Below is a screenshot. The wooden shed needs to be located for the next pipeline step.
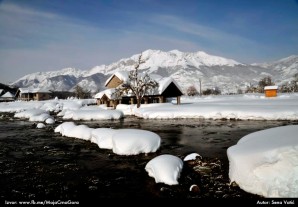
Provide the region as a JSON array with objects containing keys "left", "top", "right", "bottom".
[{"left": 264, "top": 86, "right": 278, "bottom": 97}]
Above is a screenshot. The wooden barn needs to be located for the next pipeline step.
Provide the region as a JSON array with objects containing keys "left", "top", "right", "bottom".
[
  {"left": 17, "top": 88, "right": 52, "bottom": 101},
  {"left": 95, "top": 71, "right": 183, "bottom": 107},
  {"left": 94, "top": 88, "right": 119, "bottom": 109},
  {"left": 264, "top": 86, "right": 278, "bottom": 97}
]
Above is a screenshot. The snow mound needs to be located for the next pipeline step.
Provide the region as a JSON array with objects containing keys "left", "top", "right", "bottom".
[
  {"left": 54, "top": 122, "right": 76, "bottom": 135},
  {"left": 55, "top": 122, "right": 161, "bottom": 155},
  {"left": 184, "top": 153, "right": 202, "bottom": 161},
  {"left": 45, "top": 117, "right": 55, "bottom": 124},
  {"left": 14, "top": 109, "right": 46, "bottom": 119},
  {"left": 36, "top": 123, "right": 46, "bottom": 129},
  {"left": 91, "top": 128, "right": 116, "bottom": 149},
  {"left": 14, "top": 109, "right": 54, "bottom": 122},
  {"left": 227, "top": 125, "right": 298, "bottom": 197},
  {"left": 112, "top": 129, "right": 161, "bottom": 155},
  {"left": 145, "top": 154, "right": 183, "bottom": 185}
]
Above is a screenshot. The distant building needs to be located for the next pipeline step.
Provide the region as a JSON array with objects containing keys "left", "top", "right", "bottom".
[
  {"left": 95, "top": 71, "right": 183, "bottom": 108},
  {"left": 0, "top": 91, "right": 15, "bottom": 102},
  {"left": 264, "top": 86, "right": 278, "bottom": 97},
  {"left": 17, "top": 88, "right": 52, "bottom": 101}
]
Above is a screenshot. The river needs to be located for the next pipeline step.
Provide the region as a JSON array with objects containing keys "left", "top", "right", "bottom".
[{"left": 0, "top": 115, "right": 295, "bottom": 203}]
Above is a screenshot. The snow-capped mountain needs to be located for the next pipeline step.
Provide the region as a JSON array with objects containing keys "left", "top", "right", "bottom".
[
  {"left": 253, "top": 55, "right": 298, "bottom": 84},
  {"left": 11, "top": 49, "right": 297, "bottom": 94}
]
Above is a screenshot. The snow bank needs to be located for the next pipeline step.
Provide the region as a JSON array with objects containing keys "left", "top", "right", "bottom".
[
  {"left": 227, "top": 125, "right": 298, "bottom": 197},
  {"left": 14, "top": 109, "right": 46, "bottom": 119},
  {"left": 14, "top": 109, "right": 53, "bottom": 122},
  {"left": 29, "top": 113, "right": 52, "bottom": 122},
  {"left": 145, "top": 154, "right": 183, "bottom": 185},
  {"left": 118, "top": 93, "right": 298, "bottom": 120},
  {"left": 62, "top": 109, "right": 123, "bottom": 120},
  {"left": 55, "top": 122, "right": 161, "bottom": 155},
  {"left": 1, "top": 93, "right": 298, "bottom": 121},
  {"left": 0, "top": 101, "right": 44, "bottom": 113}
]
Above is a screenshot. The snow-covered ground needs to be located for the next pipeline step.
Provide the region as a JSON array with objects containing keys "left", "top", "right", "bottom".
[
  {"left": 1, "top": 93, "right": 298, "bottom": 121},
  {"left": 0, "top": 98, "right": 96, "bottom": 113},
  {"left": 117, "top": 93, "right": 298, "bottom": 120},
  {"left": 227, "top": 125, "right": 298, "bottom": 197}
]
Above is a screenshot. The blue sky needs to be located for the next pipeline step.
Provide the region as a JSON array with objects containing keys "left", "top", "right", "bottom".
[{"left": 0, "top": 0, "right": 297, "bottom": 84}]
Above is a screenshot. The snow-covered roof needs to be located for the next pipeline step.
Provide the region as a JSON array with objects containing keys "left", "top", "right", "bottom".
[
  {"left": 104, "top": 71, "right": 183, "bottom": 96},
  {"left": 94, "top": 88, "right": 116, "bottom": 99},
  {"left": 19, "top": 87, "right": 51, "bottom": 93},
  {"left": 0, "top": 89, "right": 3, "bottom": 94},
  {"left": 104, "top": 71, "right": 129, "bottom": 86},
  {"left": 264, "top": 86, "right": 278, "bottom": 90},
  {"left": 1, "top": 91, "right": 14, "bottom": 98},
  {"left": 157, "top": 76, "right": 183, "bottom": 95}
]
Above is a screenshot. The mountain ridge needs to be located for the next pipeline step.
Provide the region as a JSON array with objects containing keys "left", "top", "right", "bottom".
[{"left": 11, "top": 49, "right": 298, "bottom": 94}]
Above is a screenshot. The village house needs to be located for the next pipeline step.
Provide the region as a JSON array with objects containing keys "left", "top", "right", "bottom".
[
  {"left": 0, "top": 91, "right": 15, "bottom": 102},
  {"left": 264, "top": 85, "right": 278, "bottom": 97},
  {"left": 17, "top": 87, "right": 52, "bottom": 101},
  {"left": 94, "top": 88, "right": 118, "bottom": 108},
  {"left": 95, "top": 71, "right": 183, "bottom": 108}
]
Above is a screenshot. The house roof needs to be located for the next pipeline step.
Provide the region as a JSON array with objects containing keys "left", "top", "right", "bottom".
[
  {"left": 264, "top": 86, "right": 278, "bottom": 90},
  {"left": 94, "top": 88, "right": 116, "bottom": 99},
  {"left": 102, "top": 71, "right": 183, "bottom": 98},
  {"left": 104, "top": 71, "right": 129, "bottom": 87},
  {"left": 0, "top": 89, "right": 3, "bottom": 94},
  {"left": 157, "top": 76, "right": 183, "bottom": 95},
  {"left": 1, "top": 91, "right": 14, "bottom": 98},
  {"left": 19, "top": 87, "right": 51, "bottom": 93}
]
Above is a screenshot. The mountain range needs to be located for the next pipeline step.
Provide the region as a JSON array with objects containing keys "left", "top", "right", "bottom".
[{"left": 11, "top": 49, "right": 298, "bottom": 94}]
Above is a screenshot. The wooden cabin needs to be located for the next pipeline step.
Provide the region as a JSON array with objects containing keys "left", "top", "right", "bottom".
[
  {"left": 264, "top": 86, "right": 278, "bottom": 97},
  {"left": 17, "top": 88, "right": 52, "bottom": 101},
  {"left": 94, "top": 88, "right": 119, "bottom": 109},
  {"left": 95, "top": 72, "right": 183, "bottom": 107},
  {"left": 0, "top": 91, "right": 15, "bottom": 102}
]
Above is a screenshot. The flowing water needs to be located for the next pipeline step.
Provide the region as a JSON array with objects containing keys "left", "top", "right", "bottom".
[{"left": 0, "top": 115, "right": 296, "bottom": 203}]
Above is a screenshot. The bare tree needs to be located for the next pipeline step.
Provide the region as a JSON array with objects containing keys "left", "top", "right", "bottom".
[
  {"left": 280, "top": 73, "right": 298, "bottom": 93},
  {"left": 187, "top": 85, "right": 198, "bottom": 96},
  {"left": 258, "top": 76, "right": 274, "bottom": 93},
  {"left": 113, "top": 53, "right": 159, "bottom": 108},
  {"left": 74, "top": 85, "right": 91, "bottom": 99}
]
